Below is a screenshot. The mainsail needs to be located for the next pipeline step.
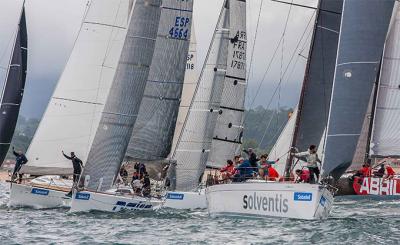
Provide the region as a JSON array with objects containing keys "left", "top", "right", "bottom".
[
  {"left": 207, "top": 0, "right": 247, "bottom": 169},
  {"left": 125, "top": 0, "right": 194, "bottom": 161},
  {"left": 83, "top": 0, "right": 162, "bottom": 191},
  {"left": 170, "top": 23, "right": 197, "bottom": 156},
  {"left": 0, "top": 4, "right": 27, "bottom": 165},
  {"left": 173, "top": 0, "right": 246, "bottom": 191},
  {"left": 370, "top": 5, "right": 400, "bottom": 158},
  {"left": 285, "top": 0, "right": 343, "bottom": 176},
  {"left": 23, "top": 0, "right": 133, "bottom": 175},
  {"left": 321, "top": 0, "right": 395, "bottom": 179}
]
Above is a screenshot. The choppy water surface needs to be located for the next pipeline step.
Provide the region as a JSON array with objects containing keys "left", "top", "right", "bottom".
[{"left": 0, "top": 182, "right": 399, "bottom": 245}]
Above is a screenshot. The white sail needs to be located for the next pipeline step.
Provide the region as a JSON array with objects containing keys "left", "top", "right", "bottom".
[
  {"left": 269, "top": 108, "right": 297, "bottom": 175},
  {"left": 22, "top": 0, "right": 132, "bottom": 175},
  {"left": 370, "top": 5, "right": 400, "bottom": 158},
  {"left": 170, "top": 23, "right": 198, "bottom": 156}
]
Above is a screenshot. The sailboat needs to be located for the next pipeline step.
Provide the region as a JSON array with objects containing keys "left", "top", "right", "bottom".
[
  {"left": 69, "top": 0, "right": 194, "bottom": 213},
  {"left": 351, "top": 3, "right": 400, "bottom": 196},
  {"left": 163, "top": 0, "right": 247, "bottom": 209},
  {"left": 0, "top": 1, "right": 28, "bottom": 166},
  {"left": 206, "top": 0, "right": 395, "bottom": 220},
  {"left": 9, "top": 0, "right": 140, "bottom": 209}
]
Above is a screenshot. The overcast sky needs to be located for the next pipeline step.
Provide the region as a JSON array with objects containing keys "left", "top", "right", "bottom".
[{"left": 0, "top": 0, "right": 317, "bottom": 119}]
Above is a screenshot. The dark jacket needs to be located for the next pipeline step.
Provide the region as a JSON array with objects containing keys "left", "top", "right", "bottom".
[
  {"left": 63, "top": 153, "right": 83, "bottom": 173},
  {"left": 13, "top": 150, "right": 28, "bottom": 166}
]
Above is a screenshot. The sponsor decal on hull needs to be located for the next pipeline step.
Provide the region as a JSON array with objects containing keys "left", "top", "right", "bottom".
[
  {"left": 75, "top": 193, "right": 90, "bottom": 200},
  {"left": 31, "top": 188, "right": 49, "bottom": 196},
  {"left": 166, "top": 193, "right": 184, "bottom": 200},
  {"left": 112, "top": 201, "right": 152, "bottom": 212},
  {"left": 242, "top": 192, "right": 289, "bottom": 214},
  {"left": 294, "top": 192, "right": 312, "bottom": 201},
  {"left": 353, "top": 177, "right": 400, "bottom": 195}
]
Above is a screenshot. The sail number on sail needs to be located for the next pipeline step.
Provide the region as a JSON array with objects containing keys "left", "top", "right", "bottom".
[
  {"left": 169, "top": 17, "right": 191, "bottom": 40},
  {"left": 231, "top": 31, "right": 246, "bottom": 70}
]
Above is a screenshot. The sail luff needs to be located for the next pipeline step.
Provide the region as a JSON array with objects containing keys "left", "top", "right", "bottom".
[
  {"left": 0, "top": 4, "right": 27, "bottom": 165},
  {"left": 321, "top": 0, "right": 395, "bottom": 179},
  {"left": 83, "top": 0, "right": 162, "bottom": 191},
  {"left": 125, "top": 0, "right": 194, "bottom": 161}
]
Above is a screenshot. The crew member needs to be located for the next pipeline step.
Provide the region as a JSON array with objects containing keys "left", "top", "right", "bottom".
[
  {"left": 62, "top": 151, "right": 83, "bottom": 197},
  {"left": 295, "top": 169, "right": 310, "bottom": 183},
  {"left": 292, "top": 145, "right": 321, "bottom": 184},
  {"left": 374, "top": 164, "right": 385, "bottom": 178},
  {"left": 386, "top": 164, "right": 396, "bottom": 179},
  {"left": 266, "top": 165, "right": 279, "bottom": 181},
  {"left": 220, "top": 160, "right": 235, "bottom": 181},
  {"left": 11, "top": 147, "right": 28, "bottom": 183}
]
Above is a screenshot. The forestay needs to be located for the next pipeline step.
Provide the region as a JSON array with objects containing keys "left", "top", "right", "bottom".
[
  {"left": 173, "top": 1, "right": 230, "bottom": 192},
  {"left": 207, "top": 0, "right": 247, "bottom": 169},
  {"left": 170, "top": 23, "right": 198, "bottom": 156},
  {"left": 83, "top": 0, "right": 162, "bottom": 191},
  {"left": 0, "top": 4, "right": 27, "bottom": 165},
  {"left": 322, "top": 0, "right": 395, "bottom": 179},
  {"left": 370, "top": 5, "right": 400, "bottom": 158},
  {"left": 23, "top": 0, "right": 133, "bottom": 175},
  {"left": 126, "top": 0, "right": 194, "bottom": 161}
]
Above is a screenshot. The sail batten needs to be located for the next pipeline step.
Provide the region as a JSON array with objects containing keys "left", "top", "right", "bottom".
[
  {"left": 0, "top": 4, "right": 27, "bottom": 165},
  {"left": 321, "top": 0, "right": 395, "bottom": 179}
]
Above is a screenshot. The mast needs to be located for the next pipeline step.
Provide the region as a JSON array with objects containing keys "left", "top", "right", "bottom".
[{"left": 0, "top": 2, "right": 27, "bottom": 165}]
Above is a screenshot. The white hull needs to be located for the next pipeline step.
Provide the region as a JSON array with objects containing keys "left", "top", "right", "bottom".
[
  {"left": 9, "top": 183, "right": 71, "bottom": 209},
  {"left": 69, "top": 190, "right": 163, "bottom": 213},
  {"left": 163, "top": 189, "right": 207, "bottom": 209},
  {"left": 206, "top": 182, "right": 334, "bottom": 220}
]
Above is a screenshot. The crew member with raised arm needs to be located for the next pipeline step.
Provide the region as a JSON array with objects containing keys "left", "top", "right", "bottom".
[
  {"left": 291, "top": 145, "right": 321, "bottom": 184},
  {"left": 11, "top": 147, "right": 28, "bottom": 183},
  {"left": 62, "top": 151, "right": 83, "bottom": 197}
]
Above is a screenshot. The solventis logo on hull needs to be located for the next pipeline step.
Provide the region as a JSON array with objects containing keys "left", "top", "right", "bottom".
[{"left": 243, "top": 192, "right": 289, "bottom": 213}]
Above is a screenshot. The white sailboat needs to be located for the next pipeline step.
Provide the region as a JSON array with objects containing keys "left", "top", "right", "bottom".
[
  {"left": 164, "top": 0, "right": 247, "bottom": 210},
  {"left": 9, "top": 0, "right": 137, "bottom": 208},
  {"left": 207, "top": 0, "right": 395, "bottom": 220},
  {"left": 69, "top": 0, "right": 194, "bottom": 213}
]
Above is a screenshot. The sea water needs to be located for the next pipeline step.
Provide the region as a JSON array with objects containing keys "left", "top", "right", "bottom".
[{"left": 0, "top": 182, "right": 399, "bottom": 244}]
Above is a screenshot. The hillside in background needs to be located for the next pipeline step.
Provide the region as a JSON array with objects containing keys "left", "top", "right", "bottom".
[{"left": 6, "top": 106, "right": 292, "bottom": 161}]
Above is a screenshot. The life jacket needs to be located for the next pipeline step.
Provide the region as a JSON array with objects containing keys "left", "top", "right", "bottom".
[
  {"left": 386, "top": 166, "right": 396, "bottom": 176},
  {"left": 220, "top": 165, "right": 235, "bottom": 175},
  {"left": 268, "top": 166, "right": 279, "bottom": 181}
]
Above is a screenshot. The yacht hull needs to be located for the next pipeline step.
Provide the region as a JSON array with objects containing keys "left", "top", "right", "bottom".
[
  {"left": 206, "top": 182, "right": 333, "bottom": 220},
  {"left": 69, "top": 190, "right": 163, "bottom": 213},
  {"left": 163, "top": 189, "right": 207, "bottom": 209}
]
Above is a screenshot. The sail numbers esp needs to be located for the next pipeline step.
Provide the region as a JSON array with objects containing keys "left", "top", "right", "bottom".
[
  {"left": 169, "top": 16, "right": 191, "bottom": 40},
  {"left": 230, "top": 30, "right": 246, "bottom": 70}
]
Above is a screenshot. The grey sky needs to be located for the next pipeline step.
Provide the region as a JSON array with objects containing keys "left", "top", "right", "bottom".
[{"left": 0, "top": 0, "right": 317, "bottom": 119}]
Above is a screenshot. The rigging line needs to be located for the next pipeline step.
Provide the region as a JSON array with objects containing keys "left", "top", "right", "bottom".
[
  {"left": 244, "top": 9, "right": 316, "bottom": 126},
  {"left": 254, "top": 17, "right": 315, "bottom": 149},
  {"left": 245, "top": 0, "right": 264, "bottom": 107},
  {"left": 258, "top": 109, "right": 277, "bottom": 148}
]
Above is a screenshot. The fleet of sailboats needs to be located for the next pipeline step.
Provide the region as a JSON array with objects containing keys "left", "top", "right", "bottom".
[{"left": 2, "top": 0, "right": 400, "bottom": 220}]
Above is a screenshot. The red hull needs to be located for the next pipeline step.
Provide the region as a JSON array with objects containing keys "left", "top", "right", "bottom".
[{"left": 353, "top": 177, "right": 400, "bottom": 195}]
